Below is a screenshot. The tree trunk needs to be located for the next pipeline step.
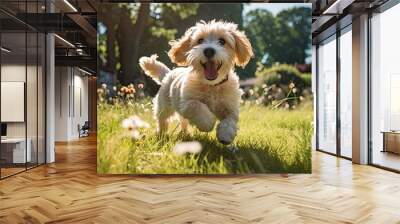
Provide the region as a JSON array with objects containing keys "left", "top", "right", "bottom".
[
  {"left": 99, "top": 5, "right": 120, "bottom": 83},
  {"left": 106, "top": 28, "right": 116, "bottom": 71},
  {"left": 117, "top": 3, "right": 150, "bottom": 85}
]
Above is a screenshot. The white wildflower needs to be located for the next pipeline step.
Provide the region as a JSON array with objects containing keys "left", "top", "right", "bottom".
[
  {"left": 249, "top": 89, "right": 254, "bottom": 96},
  {"left": 122, "top": 115, "right": 150, "bottom": 129},
  {"left": 284, "top": 103, "right": 290, "bottom": 109},
  {"left": 122, "top": 116, "right": 150, "bottom": 139},
  {"left": 173, "top": 141, "right": 202, "bottom": 155},
  {"left": 129, "top": 130, "right": 141, "bottom": 139}
]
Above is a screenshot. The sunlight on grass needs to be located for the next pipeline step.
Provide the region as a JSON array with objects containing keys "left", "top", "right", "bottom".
[{"left": 97, "top": 100, "right": 312, "bottom": 174}]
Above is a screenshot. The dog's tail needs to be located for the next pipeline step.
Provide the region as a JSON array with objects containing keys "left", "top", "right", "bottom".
[{"left": 139, "top": 54, "right": 170, "bottom": 84}]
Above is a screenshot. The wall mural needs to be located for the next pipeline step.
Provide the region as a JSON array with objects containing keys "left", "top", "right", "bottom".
[{"left": 97, "top": 3, "right": 313, "bottom": 174}]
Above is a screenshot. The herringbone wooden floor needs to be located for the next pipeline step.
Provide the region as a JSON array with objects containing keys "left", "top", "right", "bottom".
[{"left": 1, "top": 135, "right": 400, "bottom": 224}]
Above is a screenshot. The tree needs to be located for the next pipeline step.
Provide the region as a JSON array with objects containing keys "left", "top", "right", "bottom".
[
  {"left": 98, "top": 5, "right": 119, "bottom": 77},
  {"left": 116, "top": 3, "right": 150, "bottom": 85},
  {"left": 274, "top": 7, "right": 312, "bottom": 64},
  {"left": 244, "top": 9, "right": 276, "bottom": 78},
  {"left": 98, "top": 3, "right": 198, "bottom": 86},
  {"left": 243, "top": 7, "right": 312, "bottom": 78}
]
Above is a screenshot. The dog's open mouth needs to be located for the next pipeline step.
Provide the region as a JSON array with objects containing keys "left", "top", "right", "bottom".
[{"left": 201, "top": 61, "right": 222, "bottom": 81}]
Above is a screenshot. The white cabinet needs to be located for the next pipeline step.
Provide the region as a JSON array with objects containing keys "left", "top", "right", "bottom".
[{"left": 1, "top": 138, "right": 32, "bottom": 163}]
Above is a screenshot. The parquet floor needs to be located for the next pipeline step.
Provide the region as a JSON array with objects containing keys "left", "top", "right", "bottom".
[{"left": 1, "top": 135, "right": 400, "bottom": 223}]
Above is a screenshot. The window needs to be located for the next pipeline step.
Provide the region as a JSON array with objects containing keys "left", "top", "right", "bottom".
[
  {"left": 339, "top": 26, "right": 352, "bottom": 158},
  {"left": 0, "top": 1, "right": 46, "bottom": 179},
  {"left": 370, "top": 3, "right": 400, "bottom": 171},
  {"left": 317, "top": 35, "right": 337, "bottom": 154}
]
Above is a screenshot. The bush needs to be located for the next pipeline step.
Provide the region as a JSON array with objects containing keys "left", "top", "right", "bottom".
[
  {"left": 256, "top": 64, "right": 309, "bottom": 90},
  {"left": 241, "top": 64, "right": 312, "bottom": 109},
  {"left": 300, "top": 73, "right": 312, "bottom": 87}
]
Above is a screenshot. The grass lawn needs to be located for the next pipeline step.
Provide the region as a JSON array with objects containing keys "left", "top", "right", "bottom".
[{"left": 97, "top": 100, "right": 312, "bottom": 174}]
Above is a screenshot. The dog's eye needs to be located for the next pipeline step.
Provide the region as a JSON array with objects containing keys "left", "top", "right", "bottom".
[
  {"left": 218, "top": 38, "right": 225, "bottom": 45},
  {"left": 197, "top": 38, "right": 204, "bottom": 44}
]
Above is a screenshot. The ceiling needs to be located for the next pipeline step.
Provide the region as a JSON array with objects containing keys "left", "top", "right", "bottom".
[
  {"left": 0, "top": 0, "right": 98, "bottom": 74},
  {"left": 310, "top": 0, "right": 389, "bottom": 41}
]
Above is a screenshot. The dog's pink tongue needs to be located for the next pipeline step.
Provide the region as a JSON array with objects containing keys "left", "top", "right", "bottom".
[{"left": 204, "top": 61, "right": 218, "bottom": 80}]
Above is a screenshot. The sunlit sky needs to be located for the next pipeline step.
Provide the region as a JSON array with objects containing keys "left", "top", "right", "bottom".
[{"left": 243, "top": 3, "right": 311, "bottom": 16}]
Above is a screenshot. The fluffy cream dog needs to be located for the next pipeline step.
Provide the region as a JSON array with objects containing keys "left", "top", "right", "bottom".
[{"left": 139, "top": 20, "right": 253, "bottom": 144}]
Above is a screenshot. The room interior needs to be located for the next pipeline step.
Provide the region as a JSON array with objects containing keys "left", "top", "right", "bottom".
[
  {"left": 0, "top": 0, "right": 97, "bottom": 179},
  {"left": 313, "top": 0, "right": 400, "bottom": 172}
]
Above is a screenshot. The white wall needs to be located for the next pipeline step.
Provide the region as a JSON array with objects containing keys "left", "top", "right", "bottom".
[
  {"left": 55, "top": 67, "right": 89, "bottom": 141},
  {"left": 71, "top": 72, "right": 89, "bottom": 138},
  {"left": 55, "top": 67, "right": 69, "bottom": 141}
]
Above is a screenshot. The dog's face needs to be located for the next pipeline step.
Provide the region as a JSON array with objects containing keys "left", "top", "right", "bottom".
[{"left": 168, "top": 20, "right": 253, "bottom": 85}]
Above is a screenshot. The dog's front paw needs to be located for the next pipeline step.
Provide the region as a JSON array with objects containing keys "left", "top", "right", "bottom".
[
  {"left": 195, "top": 115, "right": 216, "bottom": 132},
  {"left": 216, "top": 119, "right": 237, "bottom": 145}
]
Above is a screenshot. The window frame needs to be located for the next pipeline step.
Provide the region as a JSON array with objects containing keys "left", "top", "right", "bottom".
[{"left": 315, "top": 18, "right": 353, "bottom": 160}]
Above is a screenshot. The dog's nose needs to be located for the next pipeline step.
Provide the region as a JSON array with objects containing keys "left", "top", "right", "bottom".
[{"left": 203, "top": 48, "right": 216, "bottom": 58}]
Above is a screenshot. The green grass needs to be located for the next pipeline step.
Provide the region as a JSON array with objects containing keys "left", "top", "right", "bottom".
[{"left": 97, "top": 100, "right": 312, "bottom": 174}]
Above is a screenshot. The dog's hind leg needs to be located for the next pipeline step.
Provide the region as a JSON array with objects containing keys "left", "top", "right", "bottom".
[
  {"left": 153, "top": 95, "right": 174, "bottom": 134},
  {"left": 156, "top": 109, "right": 173, "bottom": 133},
  {"left": 179, "top": 116, "right": 189, "bottom": 134}
]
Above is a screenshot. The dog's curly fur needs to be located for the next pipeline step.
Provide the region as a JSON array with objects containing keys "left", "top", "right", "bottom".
[{"left": 139, "top": 20, "right": 253, "bottom": 144}]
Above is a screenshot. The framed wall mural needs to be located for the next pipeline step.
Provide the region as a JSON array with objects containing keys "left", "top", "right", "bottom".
[{"left": 97, "top": 3, "right": 312, "bottom": 174}]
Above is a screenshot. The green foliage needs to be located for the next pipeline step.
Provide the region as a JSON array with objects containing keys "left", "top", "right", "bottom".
[
  {"left": 150, "top": 27, "right": 177, "bottom": 39},
  {"left": 243, "top": 7, "right": 312, "bottom": 79},
  {"left": 164, "top": 3, "right": 199, "bottom": 19},
  {"left": 256, "top": 64, "right": 307, "bottom": 89},
  {"left": 97, "top": 100, "right": 312, "bottom": 174},
  {"left": 300, "top": 73, "right": 312, "bottom": 87}
]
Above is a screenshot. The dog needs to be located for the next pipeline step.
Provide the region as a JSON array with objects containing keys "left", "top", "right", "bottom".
[{"left": 139, "top": 20, "right": 253, "bottom": 144}]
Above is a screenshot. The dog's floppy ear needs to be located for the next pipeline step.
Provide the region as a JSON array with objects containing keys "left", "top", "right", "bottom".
[
  {"left": 231, "top": 29, "right": 254, "bottom": 68},
  {"left": 168, "top": 27, "right": 195, "bottom": 66}
]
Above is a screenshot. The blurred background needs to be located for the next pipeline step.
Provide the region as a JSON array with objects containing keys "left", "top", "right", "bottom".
[{"left": 98, "top": 3, "right": 312, "bottom": 108}]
